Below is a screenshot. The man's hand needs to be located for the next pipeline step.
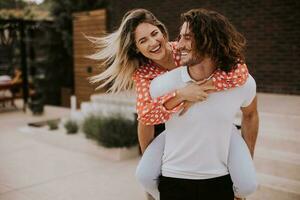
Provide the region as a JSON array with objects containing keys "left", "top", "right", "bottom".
[{"left": 138, "top": 122, "right": 155, "bottom": 154}]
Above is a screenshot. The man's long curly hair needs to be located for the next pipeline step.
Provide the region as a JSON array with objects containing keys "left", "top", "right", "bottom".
[{"left": 181, "top": 8, "right": 246, "bottom": 72}]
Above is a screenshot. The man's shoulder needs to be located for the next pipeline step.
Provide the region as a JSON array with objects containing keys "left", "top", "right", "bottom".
[
  {"left": 220, "top": 74, "right": 256, "bottom": 99},
  {"left": 152, "top": 66, "right": 184, "bottom": 83},
  {"left": 241, "top": 74, "right": 256, "bottom": 90},
  {"left": 239, "top": 74, "right": 257, "bottom": 107}
]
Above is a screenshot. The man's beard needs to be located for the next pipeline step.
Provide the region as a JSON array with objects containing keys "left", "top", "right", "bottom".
[{"left": 182, "top": 52, "right": 203, "bottom": 67}]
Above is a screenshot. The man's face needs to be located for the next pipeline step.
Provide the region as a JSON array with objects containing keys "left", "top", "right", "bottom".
[{"left": 178, "top": 22, "right": 202, "bottom": 66}]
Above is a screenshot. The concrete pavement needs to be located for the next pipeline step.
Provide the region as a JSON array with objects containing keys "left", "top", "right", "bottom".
[
  {"left": 0, "top": 93, "right": 300, "bottom": 200},
  {"left": 0, "top": 103, "right": 146, "bottom": 200}
]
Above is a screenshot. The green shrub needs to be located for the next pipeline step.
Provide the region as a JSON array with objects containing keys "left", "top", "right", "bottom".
[
  {"left": 98, "top": 115, "right": 138, "bottom": 148},
  {"left": 82, "top": 114, "right": 138, "bottom": 148},
  {"left": 82, "top": 115, "right": 102, "bottom": 139},
  {"left": 64, "top": 120, "right": 78, "bottom": 134},
  {"left": 47, "top": 120, "right": 59, "bottom": 130}
]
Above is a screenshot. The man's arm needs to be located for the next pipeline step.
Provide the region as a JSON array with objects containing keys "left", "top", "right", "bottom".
[
  {"left": 138, "top": 122, "right": 155, "bottom": 154},
  {"left": 240, "top": 96, "right": 259, "bottom": 158}
]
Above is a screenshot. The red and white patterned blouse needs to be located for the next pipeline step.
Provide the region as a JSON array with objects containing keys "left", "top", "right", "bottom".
[{"left": 132, "top": 42, "right": 249, "bottom": 125}]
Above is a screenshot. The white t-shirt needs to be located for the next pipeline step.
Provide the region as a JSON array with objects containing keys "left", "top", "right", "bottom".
[{"left": 150, "top": 66, "right": 256, "bottom": 180}]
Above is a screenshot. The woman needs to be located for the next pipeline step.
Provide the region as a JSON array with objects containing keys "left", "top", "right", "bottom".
[{"left": 89, "top": 8, "right": 256, "bottom": 199}]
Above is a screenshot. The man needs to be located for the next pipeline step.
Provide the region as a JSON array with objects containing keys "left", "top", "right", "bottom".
[{"left": 155, "top": 9, "right": 259, "bottom": 200}]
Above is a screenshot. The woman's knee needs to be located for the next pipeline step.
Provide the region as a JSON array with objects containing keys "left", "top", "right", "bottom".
[
  {"left": 135, "top": 165, "right": 157, "bottom": 188},
  {"left": 235, "top": 179, "right": 258, "bottom": 197}
]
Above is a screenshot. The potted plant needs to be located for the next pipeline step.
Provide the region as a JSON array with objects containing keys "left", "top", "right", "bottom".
[
  {"left": 64, "top": 119, "right": 78, "bottom": 134},
  {"left": 47, "top": 120, "right": 59, "bottom": 130}
]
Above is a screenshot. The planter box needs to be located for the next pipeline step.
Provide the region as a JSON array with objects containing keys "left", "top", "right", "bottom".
[{"left": 97, "top": 145, "right": 140, "bottom": 161}]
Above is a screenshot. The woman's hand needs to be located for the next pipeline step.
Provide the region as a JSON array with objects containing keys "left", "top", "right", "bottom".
[
  {"left": 176, "top": 80, "right": 216, "bottom": 102},
  {"left": 177, "top": 80, "right": 216, "bottom": 116},
  {"left": 179, "top": 101, "right": 195, "bottom": 116},
  {"left": 198, "top": 79, "right": 217, "bottom": 94}
]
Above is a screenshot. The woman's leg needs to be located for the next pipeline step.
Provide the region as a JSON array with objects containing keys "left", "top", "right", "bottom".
[
  {"left": 228, "top": 125, "right": 258, "bottom": 198},
  {"left": 135, "top": 131, "right": 166, "bottom": 200}
]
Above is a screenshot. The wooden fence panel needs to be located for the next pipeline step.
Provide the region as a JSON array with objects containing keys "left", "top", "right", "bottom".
[{"left": 73, "top": 9, "right": 106, "bottom": 106}]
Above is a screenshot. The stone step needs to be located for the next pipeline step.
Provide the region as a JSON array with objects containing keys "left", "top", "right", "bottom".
[
  {"left": 259, "top": 112, "right": 300, "bottom": 133},
  {"left": 89, "top": 92, "right": 136, "bottom": 120},
  {"left": 256, "top": 131, "right": 300, "bottom": 154},
  {"left": 258, "top": 129, "right": 299, "bottom": 143},
  {"left": 248, "top": 173, "right": 300, "bottom": 200},
  {"left": 81, "top": 101, "right": 136, "bottom": 115},
  {"left": 254, "top": 147, "right": 300, "bottom": 181},
  {"left": 234, "top": 112, "right": 300, "bottom": 137},
  {"left": 257, "top": 93, "right": 300, "bottom": 116}
]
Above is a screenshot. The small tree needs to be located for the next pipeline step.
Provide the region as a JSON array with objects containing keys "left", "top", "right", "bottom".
[{"left": 0, "top": 0, "right": 27, "bottom": 9}]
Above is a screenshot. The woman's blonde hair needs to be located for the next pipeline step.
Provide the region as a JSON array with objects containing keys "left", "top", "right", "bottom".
[{"left": 87, "top": 8, "right": 168, "bottom": 93}]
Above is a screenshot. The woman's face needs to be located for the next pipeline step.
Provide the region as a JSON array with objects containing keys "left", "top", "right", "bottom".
[{"left": 134, "top": 22, "right": 168, "bottom": 61}]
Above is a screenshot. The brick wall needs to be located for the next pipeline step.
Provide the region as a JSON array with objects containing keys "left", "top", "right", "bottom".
[{"left": 106, "top": 0, "right": 300, "bottom": 95}]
